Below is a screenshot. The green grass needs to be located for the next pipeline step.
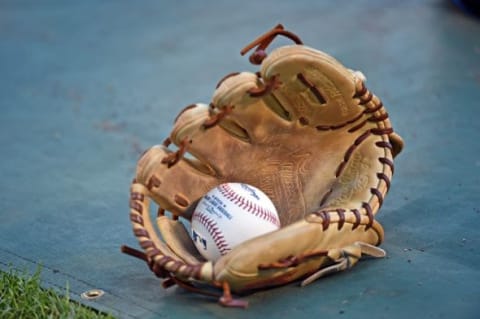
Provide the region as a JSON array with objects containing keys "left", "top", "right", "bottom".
[{"left": 0, "top": 266, "right": 114, "bottom": 319}]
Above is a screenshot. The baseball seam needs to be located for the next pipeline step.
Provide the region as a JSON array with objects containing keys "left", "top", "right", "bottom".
[
  {"left": 193, "top": 211, "right": 231, "bottom": 256},
  {"left": 218, "top": 184, "right": 280, "bottom": 227}
]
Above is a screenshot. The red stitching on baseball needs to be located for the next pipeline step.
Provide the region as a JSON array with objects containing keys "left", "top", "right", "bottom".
[
  {"left": 218, "top": 184, "right": 280, "bottom": 227},
  {"left": 193, "top": 211, "right": 232, "bottom": 256}
]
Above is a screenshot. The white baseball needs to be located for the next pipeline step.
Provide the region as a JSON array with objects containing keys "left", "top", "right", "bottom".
[{"left": 191, "top": 183, "right": 281, "bottom": 262}]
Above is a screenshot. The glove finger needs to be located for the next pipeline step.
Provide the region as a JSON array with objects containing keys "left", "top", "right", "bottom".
[
  {"left": 135, "top": 144, "right": 219, "bottom": 218},
  {"left": 260, "top": 45, "right": 364, "bottom": 128},
  {"left": 169, "top": 103, "right": 257, "bottom": 175},
  {"left": 212, "top": 72, "right": 297, "bottom": 141}
]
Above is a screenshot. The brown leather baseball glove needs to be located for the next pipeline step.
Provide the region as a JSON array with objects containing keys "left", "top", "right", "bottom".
[{"left": 122, "top": 24, "right": 404, "bottom": 307}]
